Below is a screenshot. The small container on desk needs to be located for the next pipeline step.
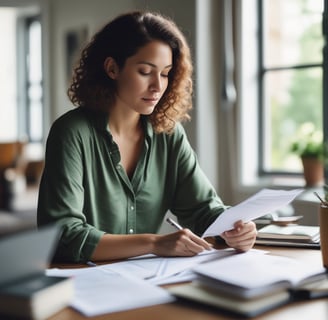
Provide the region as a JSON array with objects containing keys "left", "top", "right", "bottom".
[{"left": 319, "top": 205, "right": 328, "bottom": 268}]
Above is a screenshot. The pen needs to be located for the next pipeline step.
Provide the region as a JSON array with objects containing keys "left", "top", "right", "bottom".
[
  {"left": 166, "top": 217, "right": 213, "bottom": 251},
  {"left": 314, "top": 191, "right": 328, "bottom": 206},
  {"left": 166, "top": 217, "right": 183, "bottom": 230}
]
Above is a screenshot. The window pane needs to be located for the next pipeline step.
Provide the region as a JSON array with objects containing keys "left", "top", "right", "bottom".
[
  {"left": 263, "top": 0, "right": 323, "bottom": 67},
  {"left": 263, "top": 67, "right": 322, "bottom": 172},
  {"left": 28, "top": 20, "right": 42, "bottom": 83},
  {"left": 28, "top": 83, "right": 43, "bottom": 141},
  {"left": 27, "top": 18, "right": 43, "bottom": 142}
]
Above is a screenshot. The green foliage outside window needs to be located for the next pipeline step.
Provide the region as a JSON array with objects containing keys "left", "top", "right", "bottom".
[{"left": 266, "top": 0, "right": 323, "bottom": 173}]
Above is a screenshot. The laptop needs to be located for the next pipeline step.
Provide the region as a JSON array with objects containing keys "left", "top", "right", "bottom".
[{"left": 0, "top": 224, "right": 61, "bottom": 287}]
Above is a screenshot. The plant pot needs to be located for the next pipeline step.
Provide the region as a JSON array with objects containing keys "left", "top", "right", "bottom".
[{"left": 301, "top": 157, "right": 324, "bottom": 187}]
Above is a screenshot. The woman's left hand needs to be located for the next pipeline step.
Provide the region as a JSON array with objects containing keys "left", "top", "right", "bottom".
[{"left": 220, "top": 220, "right": 257, "bottom": 252}]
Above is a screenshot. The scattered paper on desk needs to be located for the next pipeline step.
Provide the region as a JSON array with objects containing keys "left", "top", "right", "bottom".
[
  {"left": 46, "top": 266, "right": 93, "bottom": 277},
  {"left": 65, "top": 268, "right": 174, "bottom": 316},
  {"left": 143, "top": 249, "right": 237, "bottom": 285},
  {"left": 46, "top": 248, "right": 268, "bottom": 316},
  {"left": 47, "top": 248, "right": 246, "bottom": 285},
  {"left": 47, "top": 248, "right": 267, "bottom": 288},
  {"left": 202, "top": 188, "right": 303, "bottom": 238}
]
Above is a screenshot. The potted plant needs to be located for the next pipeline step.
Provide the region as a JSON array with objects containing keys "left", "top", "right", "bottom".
[{"left": 290, "top": 122, "right": 324, "bottom": 187}]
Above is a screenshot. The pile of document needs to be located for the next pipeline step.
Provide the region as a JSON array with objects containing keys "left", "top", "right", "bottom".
[
  {"left": 169, "top": 251, "right": 328, "bottom": 317},
  {"left": 256, "top": 224, "right": 320, "bottom": 248},
  {"left": 46, "top": 188, "right": 310, "bottom": 317},
  {"left": 46, "top": 248, "right": 236, "bottom": 316},
  {"left": 47, "top": 248, "right": 328, "bottom": 317}
]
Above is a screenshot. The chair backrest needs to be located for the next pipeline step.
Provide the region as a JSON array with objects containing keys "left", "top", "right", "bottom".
[{"left": 0, "top": 142, "right": 25, "bottom": 172}]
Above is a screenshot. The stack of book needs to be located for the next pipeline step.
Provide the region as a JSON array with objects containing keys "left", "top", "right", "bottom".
[
  {"left": 256, "top": 225, "right": 320, "bottom": 248},
  {"left": 0, "top": 275, "right": 73, "bottom": 320},
  {"left": 0, "top": 225, "right": 74, "bottom": 319},
  {"left": 168, "top": 251, "right": 328, "bottom": 317}
]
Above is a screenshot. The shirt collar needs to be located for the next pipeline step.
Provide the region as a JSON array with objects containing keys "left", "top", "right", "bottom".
[{"left": 81, "top": 106, "right": 154, "bottom": 139}]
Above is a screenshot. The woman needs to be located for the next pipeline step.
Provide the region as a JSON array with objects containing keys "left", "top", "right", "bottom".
[{"left": 37, "top": 11, "right": 256, "bottom": 262}]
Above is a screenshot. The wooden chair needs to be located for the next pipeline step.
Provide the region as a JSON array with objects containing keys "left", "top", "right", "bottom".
[{"left": 0, "top": 141, "right": 27, "bottom": 209}]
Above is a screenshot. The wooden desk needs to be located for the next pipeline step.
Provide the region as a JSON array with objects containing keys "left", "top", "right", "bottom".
[{"left": 48, "top": 246, "right": 328, "bottom": 320}]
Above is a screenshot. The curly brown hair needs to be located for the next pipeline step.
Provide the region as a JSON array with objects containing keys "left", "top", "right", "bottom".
[{"left": 67, "top": 11, "right": 193, "bottom": 134}]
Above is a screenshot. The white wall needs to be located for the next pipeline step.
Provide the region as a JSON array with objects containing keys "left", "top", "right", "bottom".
[
  {"left": 46, "top": 0, "right": 137, "bottom": 124},
  {"left": 195, "top": 0, "right": 223, "bottom": 195}
]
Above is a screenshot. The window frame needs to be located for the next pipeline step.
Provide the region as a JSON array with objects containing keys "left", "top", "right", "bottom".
[
  {"left": 323, "top": 0, "right": 328, "bottom": 183},
  {"left": 18, "top": 14, "right": 43, "bottom": 143}
]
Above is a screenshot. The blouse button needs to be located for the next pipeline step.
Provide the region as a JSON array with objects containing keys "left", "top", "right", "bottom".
[{"left": 128, "top": 228, "right": 134, "bottom": 234}]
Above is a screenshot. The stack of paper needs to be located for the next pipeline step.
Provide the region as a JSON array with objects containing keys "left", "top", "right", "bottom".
[
  {"left": 169, "top": 251, "right": 328, "bottom": 317},
  {"left": 46, "top": 249, "right": 240, "bottom": 316},
  {"left": 256, "top": 225, "right": 320, "bottom": 248}
]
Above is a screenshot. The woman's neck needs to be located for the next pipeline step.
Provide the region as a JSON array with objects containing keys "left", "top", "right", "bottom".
[{"left": 108, "top": 108, "right": 141, "bottom": 137}]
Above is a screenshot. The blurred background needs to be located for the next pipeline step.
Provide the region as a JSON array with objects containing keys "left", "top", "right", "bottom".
[{"left": 0, "top": 0, "right": 326, "bottom": 234}]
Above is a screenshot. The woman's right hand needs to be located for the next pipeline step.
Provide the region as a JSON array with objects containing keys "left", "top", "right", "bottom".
[
  {"left": 152, "top": 229, "right": 213, "bottom": 257},
  {"left": 91, "top": 230, "right": 212, "bottom": 261}
]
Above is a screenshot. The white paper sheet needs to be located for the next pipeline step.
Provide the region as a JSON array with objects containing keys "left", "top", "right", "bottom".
[
  {"left": 202, "top": 188, "right": 303, "bottom": 238},
  {"left": 46, "top": 248, "right": 240, "bottom": 285},
  {"left": 69, "top": 268, "right": 175, "bottom": 317}
]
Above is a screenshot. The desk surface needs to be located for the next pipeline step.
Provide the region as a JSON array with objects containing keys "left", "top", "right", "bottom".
[{"left": 48, "top": 246, "right": 328, "bottom": 320}]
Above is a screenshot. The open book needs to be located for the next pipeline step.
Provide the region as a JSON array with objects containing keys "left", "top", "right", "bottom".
[
  {"left": 256, "top": 225, "right": 320, "bottom": 248},
  {"left": 168, "top": 251, "right": 328, "bottom": 317}
]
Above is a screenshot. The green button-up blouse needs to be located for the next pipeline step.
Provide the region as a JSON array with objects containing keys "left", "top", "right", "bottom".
[{"left": 37, "top": 107, "right": 227, "bottom": 262}]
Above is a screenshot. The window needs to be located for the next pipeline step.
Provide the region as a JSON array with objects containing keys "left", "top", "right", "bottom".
[
  {"left": 259, "top": 0, "right": 324, "bottom": 175},
  {"left": 0, "top": 7, "right": 43, "bottom": 144},
  {"left": 238, "top": 0, "right": 324, "bottom": 186}
]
